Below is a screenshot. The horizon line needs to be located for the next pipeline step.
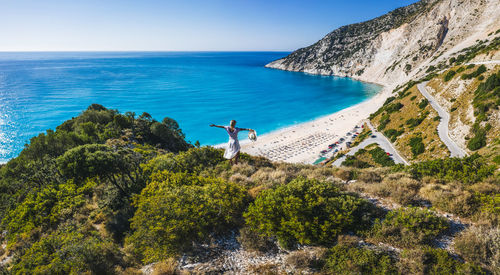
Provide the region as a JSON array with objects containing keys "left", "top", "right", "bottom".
[{"left": 0, "top": 50, "right": 293, "bottom": 53}]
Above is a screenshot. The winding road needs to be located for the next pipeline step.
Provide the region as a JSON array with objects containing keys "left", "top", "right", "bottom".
[
  {"left": 332, "top": 121, "right": 409, "bottom": 167},
  {"left": 417, "top": 81, "right": 467, "bottom": 158}
]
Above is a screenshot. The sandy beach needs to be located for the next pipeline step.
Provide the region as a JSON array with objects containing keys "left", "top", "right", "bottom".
[{"left": 239, "top": 85, "right": 394, "bottom": 164}]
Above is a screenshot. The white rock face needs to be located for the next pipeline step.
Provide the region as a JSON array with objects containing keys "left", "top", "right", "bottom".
[{"left": 266, "top": 0, "right": 500, "bottom": 87}]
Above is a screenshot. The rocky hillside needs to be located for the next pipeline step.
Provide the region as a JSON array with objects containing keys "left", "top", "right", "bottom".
[{"left": 266, "top": 0, "right": 500, "bottom": 86}]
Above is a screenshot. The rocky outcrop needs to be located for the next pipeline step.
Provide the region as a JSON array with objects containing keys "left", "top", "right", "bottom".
[{"left": 266, "top": 0, "right": 500, "bottom": 86}]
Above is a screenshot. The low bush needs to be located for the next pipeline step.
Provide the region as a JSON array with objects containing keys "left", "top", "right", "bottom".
[
  {"left": 323, "top": 244, "right": 397, "bottom": 275},
  {"left": 11, "top": 225, "right": 124, "bottom": 274},
  {"left": 473, "top": 70, "right": 500, "bottom": 122},
  {"left": 418, "top": 99, "right": 429, "bottom": 109},
  {"left": 477, "top": 193, "right": 500, "bottom": 226},
  {"left": 141, "top": 146, "right": 224, "bottom": 176},
  {"left": 462, "top": 64, "right": 487, "bottom": 80},
  {"left": 409, "top": 136, "right": 425, "bottom": 157},
  {"left": 443, "top": 70, "right": 456, "bottom": 82},
  {"left": 378, "top": 113, "right": 391, "bottom": 131},
  {"left": 3, "top": 179, "right": 96, "bottom": 244},
  {"left": 405, "top": 116, "right": 425, "bottom": 128},
  {"left": 369, "top": 147, "right": 395, "bottom": 167},
  {"left": 126, "top": 172, "right": 248, "bottom": 263},
  {"left": 371, "top": 207, "right": 449, "bottom": 247},
  {"left": 342, "top": 155, "right": 372, "bottom": 168},
  {"left": 404, "top": 154, "right": 495, "bottom": 184},
  {"left": 426, "top": 66, "right": 436, "bottom": 73},
  {"left": 386, "top": 102, "right": 404, "bottom": 113},
  {"left": 244, "top": 177, "right": 380, "bottom": 249},
  {"left": 384, "top": 128, "right": 404, "bottom": 142},
  {"left": 467, "top": 123, "right": 487, "bottom": 151}
]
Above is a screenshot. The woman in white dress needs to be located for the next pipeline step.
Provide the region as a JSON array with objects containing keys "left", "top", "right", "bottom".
[{"left": 210, "top": 120, "right": 255, "bottom": 165}]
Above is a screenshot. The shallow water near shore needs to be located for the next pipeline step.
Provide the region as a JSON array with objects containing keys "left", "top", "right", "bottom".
[{"left": 0, "top": 52, "right": 380, "bottom": 163}]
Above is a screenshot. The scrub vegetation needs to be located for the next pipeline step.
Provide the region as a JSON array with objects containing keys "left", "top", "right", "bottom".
[{"left": 0, "top": 104, "right": 496, "bottom": 274}]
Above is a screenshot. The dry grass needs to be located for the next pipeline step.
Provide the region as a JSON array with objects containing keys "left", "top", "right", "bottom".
[
  {"left": 348, "top": 171, "right": 421, "bottom": 205},
  {"left": 229, "top": 173, "right": 253, "bottom": 187},
  {"left": 117, "top": 267, "right": 143, "bottom": 275},
  {"left": 454, "top": 226, "right": 500, "bottom": 274},
  {"left": 231, "top": 162, "right": 256, "bottom": 177},
  {"left": 284, "top": 247, "right": 327, "bottom": 271},
  {"left": 247, "top": 263, "right": 284, "bottom": 275},
  {"left": 152, "top": 258, "right": 180, "bottom": 275},
  {"left": 419, "top": 182, "right": 479, "bottom": 217},
  {"left": 356, "top": 168, "right": 384, "bottom": 183},
  {"left": 250, "top": 167, "right": 290, "bottom": 187},
  {"left": 238, "top": 227, "right": 278, "bottom": 254}
]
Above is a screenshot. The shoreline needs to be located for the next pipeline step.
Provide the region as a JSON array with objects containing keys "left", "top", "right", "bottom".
[{"left": 238, "top": 84, "right": 394, "bottom": 164}]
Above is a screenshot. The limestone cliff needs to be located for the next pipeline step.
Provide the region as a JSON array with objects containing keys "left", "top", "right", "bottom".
[{"left": 266, "top": 0, "right": 500, "bottom": 86}]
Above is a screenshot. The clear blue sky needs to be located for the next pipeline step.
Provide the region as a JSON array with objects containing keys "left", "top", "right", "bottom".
[{"left": 0, "top": 0, "right": 419, "bottom": 51}]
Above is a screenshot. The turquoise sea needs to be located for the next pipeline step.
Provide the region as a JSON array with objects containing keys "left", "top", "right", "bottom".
[{"left": 0, "top": 52, "right": 380, "bottom": 163}]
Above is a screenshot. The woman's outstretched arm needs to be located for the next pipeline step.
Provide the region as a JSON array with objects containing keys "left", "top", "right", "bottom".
[
  {"left": 209, "top": 124, "right": 225, "bottom": 129},
  {"left": 239, "top": 127, "right": 255, "bottom": 132}
]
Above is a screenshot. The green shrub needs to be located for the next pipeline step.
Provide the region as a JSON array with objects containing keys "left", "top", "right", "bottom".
[
  {"left": 323, "top": 244, "right": 397, "bottom": 274},
  {"left": 384, "top": 128, "right": 404, "bottom": 142},
  {"left": 404, "top": 154, "right": 495, "bottom": 184},
  {"left": 3, "top": 180, "right": 96, "bottom": 244},
  {"left": 371, "top": 207, "right": 449, "bottom": 247},
  {"left": 426, "top": 66, "right": 436, "bottom": 73},
  {"left": 473, "top": 71, "right": 500, "bottom": 122},
  {"left": 467, "top": 123, "right": 487, "bottom": 151},
  {"left": 462, "top": 64, "right": 487, "bottom": 80},
  {"left": 378, "top": 113, "right": 391, "bottom": 131},
  {"left": 244, "top": 177, "right": 380, "bottom": 249},
  {"left": 342, "top": 155, "right": 372, "bottom": 168},
  {"left": 405, "top": 113, "right": 427, "bottom": 128},
  {"left": 418, "top": 99, "right": 429, "bottom": 109},
  {"left": 141, "top": 146, "right": 224, "bottom": 176},
  {"left": 386, "top": 102, "right": 404, "bottom": 113},
  {"left": 409, "top": 136, "right": 425, "bottom": 157},
  {"left": 444, "top": 70, "right": 456, "bottom": 82},
  {"left": 369, "top": 147, "right": 395, "bottom": 167},
  {"left": 11, "top": 225, "right": 123, "bottom": 274},
  {"left": 126, "top": 172, "right": 248, "bottom": 263}
]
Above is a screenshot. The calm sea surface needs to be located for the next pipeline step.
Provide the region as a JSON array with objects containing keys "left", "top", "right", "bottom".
[{"left": 0, "top": 52, "right": 380, "bottom": 163}]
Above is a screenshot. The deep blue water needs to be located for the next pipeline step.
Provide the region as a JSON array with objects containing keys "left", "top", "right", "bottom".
[{"left": 0, "top": 52, "right": 380, "bottom": 163}]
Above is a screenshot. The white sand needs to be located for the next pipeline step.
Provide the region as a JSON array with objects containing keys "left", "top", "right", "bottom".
[{"left": 239, "top": 85, "right": 394, "bottom": 164}]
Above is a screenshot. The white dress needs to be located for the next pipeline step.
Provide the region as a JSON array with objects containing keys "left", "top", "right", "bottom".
[{"left": 223, "top": 126, "right": 241, "bottom": 159}]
